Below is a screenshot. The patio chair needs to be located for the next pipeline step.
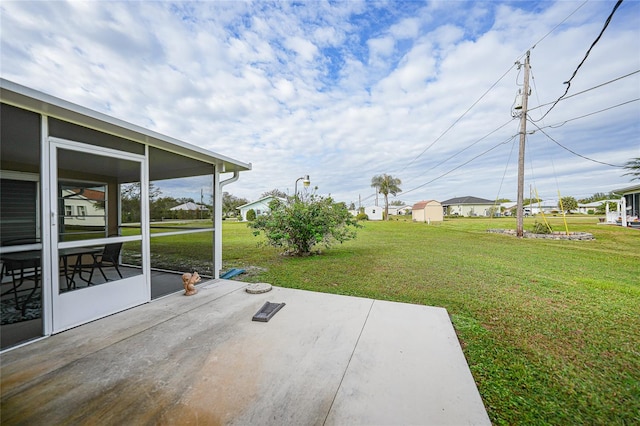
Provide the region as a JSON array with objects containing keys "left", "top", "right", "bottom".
[
  {"left": 1, "top": 253, "right": 41, "bottom": 315},
  {"left": 88, "top": 240, "right": 123, "bottom": 283}
]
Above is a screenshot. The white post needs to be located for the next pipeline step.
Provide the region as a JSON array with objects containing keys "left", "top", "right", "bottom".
[
  {"left": 213, "top": 169, "right": 222, "bottom": 279},
  {"left": 216, "top": 170, "right": 240, "bottom": 279},
  {"left": 621, "top": 196, "right": 627, "bottom": 227}
]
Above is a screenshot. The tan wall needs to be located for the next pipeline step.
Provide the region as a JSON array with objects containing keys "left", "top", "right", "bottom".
[
  {"left": 424, "top": 205, "right": 444, "bottom": 222},
  {"left": 412, "top": 203, "right": 443, "bottom": 222}
]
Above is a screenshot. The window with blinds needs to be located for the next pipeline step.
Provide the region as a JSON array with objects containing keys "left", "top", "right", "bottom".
[{"left": 0, "top": 178, "right": 39, "bottom": 246}]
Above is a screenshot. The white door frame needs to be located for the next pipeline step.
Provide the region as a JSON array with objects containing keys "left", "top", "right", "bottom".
[{"left": 48, "top": 137, "right": 149, "bottom": 333}]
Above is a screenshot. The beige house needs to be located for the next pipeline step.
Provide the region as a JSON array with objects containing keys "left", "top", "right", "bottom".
[{"left": 411, "top": 200, "right": 443, "bottom": 223}]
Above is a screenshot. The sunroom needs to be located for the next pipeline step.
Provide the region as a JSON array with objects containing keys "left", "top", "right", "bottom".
[{"left": 0, "top": 79, "right": 251, "bottom": 350}]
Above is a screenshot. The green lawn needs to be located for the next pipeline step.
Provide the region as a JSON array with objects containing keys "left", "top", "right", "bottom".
[{"left": 222, "top": 217, "right": 639, "bottom": 425}]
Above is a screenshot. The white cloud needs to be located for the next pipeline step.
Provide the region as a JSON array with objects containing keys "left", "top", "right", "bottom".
[
  {"left": 389, "top": 17, "right": 421, "bottom": 39},
  {"left": 1, "top": 0, "right": 638, "bottom": 205},
  {"left": 283, "top": 36, "right": 319, "bottom": 62}
]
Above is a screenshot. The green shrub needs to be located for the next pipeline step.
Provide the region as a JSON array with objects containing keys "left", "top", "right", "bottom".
[
  {"left": 249, "top": 194, "right": 361, "bottom": 256},
  {"left": 356, "top": 212, "right": 369, "bottom": 221},
  {"left": 532, "top": 220, "right": 552, "bottom": 234},
  {"left": 246, "top": 209, "right": 256, "bottom": 221}
]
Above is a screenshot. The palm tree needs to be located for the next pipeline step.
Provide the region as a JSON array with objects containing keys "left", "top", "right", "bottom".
[
  {"left": 622, "top": 157, "right": 640, "bottom": 181},
  {"left": 371, "top": 174, "right": 402, "bottom": 220}
]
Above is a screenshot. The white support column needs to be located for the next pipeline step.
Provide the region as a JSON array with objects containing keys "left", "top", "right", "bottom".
[
  {"left": 142, "top": 145, "right": 151, "bottom": 299},
  {"left": 41, "top": 115, "right": 53, "bottom": 336},
  {"left": 213, "top": 168, "right": 222, "bottom": 279},
  {"left": 215, "top": 170, "right": 240, "bottom": 279}
]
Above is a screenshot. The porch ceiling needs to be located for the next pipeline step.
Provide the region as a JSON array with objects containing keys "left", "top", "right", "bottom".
[{"left": 0, "top": 79, "right": 251, "bottom": 174}]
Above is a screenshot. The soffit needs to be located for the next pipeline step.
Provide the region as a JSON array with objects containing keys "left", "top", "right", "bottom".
[{"left": 0, "top": 79, "right": 251, "bottom": 173}]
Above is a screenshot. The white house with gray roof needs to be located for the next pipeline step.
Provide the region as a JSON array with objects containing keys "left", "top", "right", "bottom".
[{"left": 441, "top": 196, "right": 496, "bottom": 217}]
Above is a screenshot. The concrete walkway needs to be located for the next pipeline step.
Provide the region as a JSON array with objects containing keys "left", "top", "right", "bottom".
[{"left": 1, "top": 280, "right": 490, "bottom": 425}]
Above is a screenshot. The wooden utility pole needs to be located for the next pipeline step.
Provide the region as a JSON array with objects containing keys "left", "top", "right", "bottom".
[{"left": 516, "top": 51, "right": 531, "bottom": 237}]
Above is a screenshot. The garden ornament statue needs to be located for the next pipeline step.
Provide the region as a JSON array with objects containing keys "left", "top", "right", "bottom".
[{"left": 182, "top": 271, "right": 201, "bottom": 296}]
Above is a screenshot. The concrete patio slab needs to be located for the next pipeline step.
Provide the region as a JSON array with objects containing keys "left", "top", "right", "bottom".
[
  {"left": 325, "top": 300, "right": 490, "bottom": 425},
  {"left": 1, "top": 280, "right": 490, "bottom": 425}
]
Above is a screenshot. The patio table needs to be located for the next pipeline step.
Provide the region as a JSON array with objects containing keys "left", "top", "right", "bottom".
[{"left": 59, "top": 247, "right": 104, "bottom": 290}]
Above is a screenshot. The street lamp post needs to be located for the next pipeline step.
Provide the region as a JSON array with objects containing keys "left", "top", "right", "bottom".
[{"left": 295, "top": 175, "right": 310, "bottom": 199}]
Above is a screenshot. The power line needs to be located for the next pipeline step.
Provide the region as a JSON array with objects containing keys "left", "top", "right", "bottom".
[
  {"left": 530, "top": 0, "right": 589, "bottom": 50},
  {"left": 533, "top": 0, "right": 625, "bottom": 122},
  {"left": 528, "top": 119, "right": 625, "bottom": 168},
  {"left": 402, "top": 133, "right": 519, "bottom": 196},
  {"left": 402, "top": 117, "right": 518, "bottom": 184},
  {"left": 396, "top": 2, "right": 627, "bottom": 178},
  {"left": 542, "top": 98, "right": 639, "bottom": 129},
  {"left": 389, "top": 2, "right": 627, "bottom": 179},
  {"left": 398, "top": 63, "right": 517, "bottom": 173},
  {"left": 357, "top": 1, "right": 632, "bottom": 201},
  {"left": 493, "top": 137, "right": 519, "bottom": 204},
  {"left": 527, "top": 69, "right": 640, "bottom": 114}
]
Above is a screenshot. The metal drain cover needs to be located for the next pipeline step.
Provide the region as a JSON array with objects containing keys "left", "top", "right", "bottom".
[{"left": 252, "top": 302, "right": 286, "bottom": 322}]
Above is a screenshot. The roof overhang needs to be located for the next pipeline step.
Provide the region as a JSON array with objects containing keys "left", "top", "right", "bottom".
[
  {"left": 612, "top": 184, "right": 640, "bottom": 195},
  {"left": 0, "top": 79, "right": 251, "bottom": 173}
]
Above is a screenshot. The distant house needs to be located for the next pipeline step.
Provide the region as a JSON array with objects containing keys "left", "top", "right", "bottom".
[
  {"left": 170, "top": 202, "right": 209, "bottom": 212},
  {"left": 441, "top": 196, "right": 496, "bottom": 217},
  {"left": 411, "top": 200, "right": 443, "bottom": 223},
  {"left": 528, "top": 200, "right": 559, "bottom": 215},
  {"left": 237, "top": 196, "right": 284, "bottom": 221},
  {"left": 364, "top": 205, "right": 383, "bottom": 221},
  {"left": 500, "top": 202, "right": 517, "bottom": 216},
  {"left": 62, "top": 187, "right": 106, "bottom": 228},
  {"left": 612, "top": 184, "right": 640, "bottom": 226},
  {"left": 577, "top": 200, "right": 617, "bottom": 215},
  {"left": 388, "top": 205, "right": 411, "bottom": 216}
]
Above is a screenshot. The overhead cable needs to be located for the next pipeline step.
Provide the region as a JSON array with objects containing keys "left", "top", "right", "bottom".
[
  {"left": 527, "top": 69, "right": 640, "bottom": 113},
  {"left": 543, "top": 98, "right": 639, "bottom": 129},
  {"left": 402, "top": 117, "right": 518, "bottom": 184},
  {"left": 528, "top": 119, "right": 625, "bottom": 168},
  {"left": 530, "top": 0, "right": 589, "bottom": 50},
  {"left": 402, "top": 133, "right": 519, "bottom": 196},
  {"left": 398, "top": 63, "right": 517, "bottom": 173},
  {"left": 533, "top": 0, "right": 625, "bottom": 122}
]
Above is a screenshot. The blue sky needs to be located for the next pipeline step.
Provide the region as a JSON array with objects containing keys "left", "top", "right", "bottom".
[{"left": 2, "top": 0, "right": 639, "bottom": 206}]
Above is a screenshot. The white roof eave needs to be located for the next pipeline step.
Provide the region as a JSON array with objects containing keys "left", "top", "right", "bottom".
[{"left": 0, "top": 79, "right": 251, "bottom": 173}]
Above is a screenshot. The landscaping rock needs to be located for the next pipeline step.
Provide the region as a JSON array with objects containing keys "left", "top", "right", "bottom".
[{"left": 487, "top": 229, "right": 595, "bottom": 240}]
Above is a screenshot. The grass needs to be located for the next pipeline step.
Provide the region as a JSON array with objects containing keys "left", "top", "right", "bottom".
[{"left": 221, "top": 216, "right": 639, "bottom": 425}]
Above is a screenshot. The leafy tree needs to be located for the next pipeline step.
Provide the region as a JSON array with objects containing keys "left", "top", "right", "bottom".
[
  {"left": 150, "top": 196, "right": 178, "bottom": 220},
  {"left": 622, "top": 157, "right": 640, "bottom": 181},
  {"left": 579, "top": 192, "right": 610, "bottom": 203},
  {"left": 596, "top": 201, "right": 618, "bottom": 214},
  {"left": 175, "top": 197, "right": 195, "bottom": 204},
  {"left": 371, "top": 174, "right": 402, "bottom": 221},
  {"left": 222, "top": 192, "right": 248, "bottom": 217},
  {"left": 246, "top": 209, "right": 257, "bottom": 221},
  {"left": 390, "top": 200, "right": 405, "bottom": 206},
  {"left": 249, "top": 193, "right": 360, "bottom": 256},
  {"left": 348, "top": 202, "right": 356, "bottom": 210},
  {"left": 121, "top": 183, "right": 142, "bottom": 223},
  {"left": 560, "top": 196, "right": 578, "bottom": 213},
  {"left": 260, "top": 189, "right": 287, "bottom": 199}
]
